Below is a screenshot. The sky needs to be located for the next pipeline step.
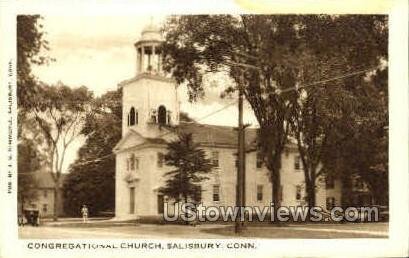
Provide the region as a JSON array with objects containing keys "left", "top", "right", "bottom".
[{"left": 32, "top": 15, "right": 259, "bottom": 172}]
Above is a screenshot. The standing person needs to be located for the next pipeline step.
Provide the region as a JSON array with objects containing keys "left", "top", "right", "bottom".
[
  {"left": 18, "top": 214, "right": 24, "bottom": 226},
  {"left": 81, "top": 205, "right": 89, "bottom": 223},
  {"left": 29, "top": 210, "right": 35, "bottom": 226}
]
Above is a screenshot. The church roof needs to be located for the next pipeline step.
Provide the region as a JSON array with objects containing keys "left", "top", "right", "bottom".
[
  {"left": 118, "top": 73, "right": 175, "bottom": 88},
  {"left": 142, "top": 23, "right": 160, "bottom": 34},
  {"left": 114, "top": 122, "right": 298, "bottom": 152},
  {"left": 136, "top": 22, "right": 163, "bottom": 43},
  {"left": 175, "top": 122, "right": 258, "bottom": 148}
]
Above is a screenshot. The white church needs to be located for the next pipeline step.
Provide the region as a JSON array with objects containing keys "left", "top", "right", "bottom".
[{"left": 113, "top": 24, "right": 342, "bottom": 220}]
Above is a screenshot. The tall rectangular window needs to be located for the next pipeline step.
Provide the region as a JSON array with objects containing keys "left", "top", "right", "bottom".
[
  {"left": 295, "top": 185, "right": 302, "bottom": 200},
  {"left": 294, "top": 155, "right": 301, "bottom": 170},
  {"left": 211, "top": 151, "right": 219, "bottom": 167},
  {"left": 129, "top": 154, "right": 135, "bottom": 170},
  {"left": 128, "top": 154, "right": 139, "bottom": 171},
  {"left": 256, "top": 152, "right": 263, "bottom": 168},
  {"left": 42, "top": 204, "right": 48, "bottom": 213},
  {"left": 257, "top": 185, "right": 263, "bottom": 201},
  {"left": 157, "top": 152, "right": 164, "bottom": 168},
  {"left": 43, "top": 190, "right": 47, "bottom": 198},
  {"left": 129, "top": 187, "right": 135, "bottom": 214},
  {"left": 213, "top": 185, "right": 220, "bottom": 202}
]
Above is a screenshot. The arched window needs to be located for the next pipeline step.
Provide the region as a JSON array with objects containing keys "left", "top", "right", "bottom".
[
  {"left": 129, "top": 107, "right": 136, "bottom": 126},
  {"left": 158, "top": 105, "right": 167, "bottom": 125}
]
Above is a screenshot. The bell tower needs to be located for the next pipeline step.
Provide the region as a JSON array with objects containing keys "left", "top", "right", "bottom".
[
  {"left": 135, "top": 23, "right": 163, "bottom": 75},
  {"left": 119, "top": 22, "right": 180, "bottom": 138}
]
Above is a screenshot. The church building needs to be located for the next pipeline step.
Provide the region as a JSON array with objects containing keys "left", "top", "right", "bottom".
[{"left": 113, "top": 24, "right": 341, "bottom": 220}]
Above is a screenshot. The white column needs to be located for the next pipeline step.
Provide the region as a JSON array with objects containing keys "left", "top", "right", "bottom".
[
  {"left": 141, "top": 45, "right": 145, "bottom": 73},
  {"left": 151, "top": 45, "right": 155, "bottom": 73},
  {"left": 157, "top": 45, "right": 161, "bottom": 73}
]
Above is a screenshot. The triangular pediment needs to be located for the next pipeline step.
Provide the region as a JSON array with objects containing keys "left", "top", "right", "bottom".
[
  {"left": 113, "top": 129, "right": 148, "bottom": 152},
  {"left": 113, "top": 127, "right": 179, "bottom": 153}
]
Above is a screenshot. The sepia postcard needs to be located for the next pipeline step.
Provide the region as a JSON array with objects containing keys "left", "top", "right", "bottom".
[{"left": 0, "top": 0, "right": 408, "bottom": 257}]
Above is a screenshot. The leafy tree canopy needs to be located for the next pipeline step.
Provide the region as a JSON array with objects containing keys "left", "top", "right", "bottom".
[
  {"left": 161, "top": 15, "right": 388, "bottom": 207},
  {"left": 63, "top": 89, "right": 122, "bottom": 216},
  {"left": 17, "top": 15, "right": 52, "bottom": 108}
]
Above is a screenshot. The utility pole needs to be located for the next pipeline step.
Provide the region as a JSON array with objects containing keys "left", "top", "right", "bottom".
[{"left": 235, "top": 79, "right": 246, "bottom": 233}]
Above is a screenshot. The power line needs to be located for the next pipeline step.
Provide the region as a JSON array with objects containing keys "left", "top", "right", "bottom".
[
  {"left": 71, "top": 153, "right": 114, "bottom": 167},
  {"left": 195, "top": 101, "right": 237, "bottom": 122},
  {"left": 70, "top": 100, "right": 238, "bottom": 168},
  {"left": 35, "top": 65, "right": 382, "bottom": 103},
  {"left": 35, "top": 64, "right": 382, "bottom": 168},
  {"left": 276, "top": 65, "right": 381, "bottom": 95}
]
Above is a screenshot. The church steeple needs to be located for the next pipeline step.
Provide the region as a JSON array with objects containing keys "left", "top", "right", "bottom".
[
  {"left": 134, "top": 22, "right": 163, "bottom": 75},
  {"left": 119, "top": 21, "right": 179, "bottom": 138}
]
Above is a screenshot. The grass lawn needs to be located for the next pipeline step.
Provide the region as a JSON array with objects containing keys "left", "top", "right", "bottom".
[{"left": 37, "top": 217, "right": 388, "bottom": 239}]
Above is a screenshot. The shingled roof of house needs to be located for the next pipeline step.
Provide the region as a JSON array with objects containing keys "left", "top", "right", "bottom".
[{"left": 32, "top": 172, "right": 67, "bottom": 188}]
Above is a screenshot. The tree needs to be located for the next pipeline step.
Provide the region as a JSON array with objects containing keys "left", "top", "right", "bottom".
[
  {"left": 161, "top": 15, "right": 300, "bottom": 212},
  {"left": 321, "top": 67, "right": 388, "bottom": 206},
  {"left": 289, "top": 15, "right": 388, "bottom": 209},
  {"left": 17, "top": 15, "right": 51, "bottom": 212},
  {"left": 17, "top": 15, "right": 52, "bottom": 109},
  {"left": 159, "top": 133, "right": 214, "bottom": 219},
  {"left": 63, "top": 89, "right": 122, "bottom": 217},
  {"left": 32, "top": 82, "right": 93, "bottom": 220},
  {"left": 288, "top": 57, "right": 365, "bottom": 210},
  {"left": 161, "top": 15, "right": 388, "bottom": 215}
]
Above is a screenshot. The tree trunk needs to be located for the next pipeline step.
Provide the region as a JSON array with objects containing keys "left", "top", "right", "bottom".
[
  {"left": 272, "top": 170, "right": 281, "bottom": 223},
  {"left": 269, "top": 157, "right": 282, "bottom": 224},
  {"left": 184, "top": 194, "right": 188, "bottom": 225},
  {"left": 53, "top": 177, "right": 60, "bottom": 221},
  {"left": 307, "top": 183, "right": 316, "bottom": 207},
  {"left": 306, "top": 165, "right": 317, "bottom": 215}
]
